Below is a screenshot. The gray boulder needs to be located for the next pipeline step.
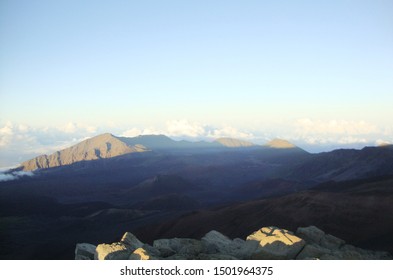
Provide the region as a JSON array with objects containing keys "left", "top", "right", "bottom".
[
  {"left": 153, "top": 238, "right": 202, "bottom": 258},
  {"left": 296, "top": 244, "right": 331, "bottom": 260},
  {"left": 75, "top": 243, "right": 96, "bottom": 260},
  {"left": 201, "top": 230, "right": 233, "bottom": 254},
  {"left": 339, "top": 244, "right": 391, "bottom": 260},
  {"left": 201, "top": 230, "right": 245, "bottom": 258},
  {"left": 121, "top": 232, "right": 144, "bottom": 251},
  {"left": 296, "top": 226, "right": 345, "bottom": 250},
  {"left": 296, "top": 226, "right": 326, "bottom": 244},
  {"left": 142, "top": 244, "right": 161, "bottom": 257},
  {"left": 320, "top": 234, "right": 345, "bottom": 250}
]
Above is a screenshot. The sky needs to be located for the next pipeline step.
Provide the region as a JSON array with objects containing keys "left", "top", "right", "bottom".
[{"left": 0, "top": 0, "right": 392, "bottom": 167}]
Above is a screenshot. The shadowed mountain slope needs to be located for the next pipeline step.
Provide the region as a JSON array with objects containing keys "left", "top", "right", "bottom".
[
  {"left": 124, "top": 175, "right": 197, "bottom": 201},
  {"left": 134, "top": 176, "right": 393, "bottom": 254},
  {"left": 289, "top": 145, "right": 393, "bottom": 183}
]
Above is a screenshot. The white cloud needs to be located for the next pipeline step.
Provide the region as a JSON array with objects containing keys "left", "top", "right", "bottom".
[
  {"left": 121, "top": 127, "right": 162, "bottom": 137},
  {"left": 376, "top": 139, "right": 391, "bottom": 146},
  {"left": 207, "top": 126, "right": 254, "bottom": 139},
  {"left": 0, "top": 122, "right": 14, "bottom": 147},
  {"left": 337, "top": 136, "right": 367, "bottom": 144},
  {"left": 0, "top": 170, "right": 34, "bottom": 182},
  {"left": 295, "top": 118, "right": 378, "bottom": 136},
  {"left": 121, "top": 119, "right": 254, "bottom": 140},
  {"left": 17, "top": 124, "right": 29, "bottom": 133},
  {"left": 292, "top": 118, "right": 382, "bottom": 146},
  {"left": 0, "top": 121, "right": 100, "bottom": 167},
  {"left": 121, "top": 128, "right": 142, "bottom": 137},
  {"left": 0, "top": 173, "right": 16, "bottom": 182},
  {"left": 85, "top": 125, "right": 97, "bottom": 134},
  {"left": 383, "top": 126, "right": 393, "bottom": 136},
  {"left": 60, "top": 122, "right": 97, "bottom": 134},
  {"left": 165, "top": 119, "right": 205, "bottom": 137},
  {"left": 61, "top": 122, "right": 77, "bottom": 133}
]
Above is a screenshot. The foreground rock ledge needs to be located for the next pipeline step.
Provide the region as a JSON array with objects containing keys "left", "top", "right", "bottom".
[{"left": 75, "top": 226, "right": 392, "bottom": 260}]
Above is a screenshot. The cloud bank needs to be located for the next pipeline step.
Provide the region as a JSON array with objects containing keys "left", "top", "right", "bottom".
[
  {"left": 121, "top": 119, "right": 254, "bottom": 140},
  {"left": 292, "top": 118, "right": 389, "bottom": 146},
  {"left": 0, "top": 118, "right": 391, "bottom": 167}
]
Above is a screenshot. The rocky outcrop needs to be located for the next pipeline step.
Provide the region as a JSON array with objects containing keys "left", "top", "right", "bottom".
[
  {"left": 75, "top": 225, "right": 392, "bottom": 260},
  {"left": 94, "top": 232, "right": 144, "bottom": 260},
  {"left": 295, "top": 226, "right": 390, "bottom": 260}
]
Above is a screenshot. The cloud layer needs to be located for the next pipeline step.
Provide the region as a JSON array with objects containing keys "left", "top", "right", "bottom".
[
  {"left": 0, "top": 118, "right": 391, "bottom": 167},
  {"left": 0, "top": 121, "right": 100, "bottom": 167},
  {"left": 292, "top": 118, "right": 389, "bottom": 146},
  {"left": 121, "top": 119, "right": 254, "bottom": 140}
]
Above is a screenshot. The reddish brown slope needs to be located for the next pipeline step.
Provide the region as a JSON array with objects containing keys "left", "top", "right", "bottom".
[{"left": 135, "top": 188, "right": 393, "bottom": 253}]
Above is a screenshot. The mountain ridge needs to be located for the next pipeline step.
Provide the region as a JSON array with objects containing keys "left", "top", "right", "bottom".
[
  {"left": 20, "top": 133, "right": 148, "bottom": 171},
  {"left": 19, "top": 133, "right": 300, "bottom": 171},
  {"left": 20, "top": 132, "right": 388, "bottom": 173}
]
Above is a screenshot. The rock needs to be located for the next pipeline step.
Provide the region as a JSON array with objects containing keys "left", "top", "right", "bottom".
[
  {"left": 95, "top": 242, "right": 131, "bottom": 260},
  {"left": 296, "top": 226, "right": 345, "bottom": 250},
  {"left": 201, "top": 230, "right": 245, "bottom": 258},
  {"left": 78, "top": 225, "right": 392, "bottom": 260},
  {"left": 296, "top": 244, "right": 331, "bottom": 260},
  {"left": 296, "top": 226, "right": 325, "bottom": 244},
  {"left": 129, "top": 248, "right": 158, "bottom": 260},
  {"left": 339, "top": 245, "right": 392, "bottom": 260},
  {"left": 121, "top": 232, "right": 144, "bottom": 251},
  {"left": 178, "top": 243, "right": 203, "bottom": 256},
  {"left": 246, "top": 226, "right": 305, "bottom": 260},
  {"left": 142, "top": 244, "right": 161, "bottom": 257},
  {"left": 153, "top": 238, "right": 202, "bottom": 257},
  {"left": 297, "top": 242, "right": 392, "bottom": 260},
  {"left": 336, "top": 249, "right": 363, "bottom": 260},
  {"left": 75, "top": 243, "right": 96, "bottom": 260},
  {"left": 201, "top": 230, "right": 233, "bottom": 254},
  {"left": 153, "top": 239, "right": 176, "bottom": 257},
  {"left": 320, "top": 234, "right": 345, "bottom": 250}
]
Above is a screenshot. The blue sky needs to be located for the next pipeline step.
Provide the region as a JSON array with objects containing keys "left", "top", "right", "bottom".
[{"left": 0, "top": 0, "right": 392, "bottom": 166}]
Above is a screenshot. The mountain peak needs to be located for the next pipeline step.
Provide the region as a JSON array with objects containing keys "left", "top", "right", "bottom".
[
  {"left": 20, "top": 133, "right": 148, "bottom": 171},
  {"left": 215, "top": 137, "right": 256, "bottom": 148},
  {"left": 265, "top": 138, "right": 296, "bottom": 149}
]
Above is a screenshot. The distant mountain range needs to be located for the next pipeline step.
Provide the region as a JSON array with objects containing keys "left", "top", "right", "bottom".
[{"left": 19, "top": 133, "right": 302, "bottom": 171}]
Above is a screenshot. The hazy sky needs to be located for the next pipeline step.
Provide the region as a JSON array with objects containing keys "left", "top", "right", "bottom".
[{"left": 0, "top": 0, "right": 392, "bottom": 166}]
